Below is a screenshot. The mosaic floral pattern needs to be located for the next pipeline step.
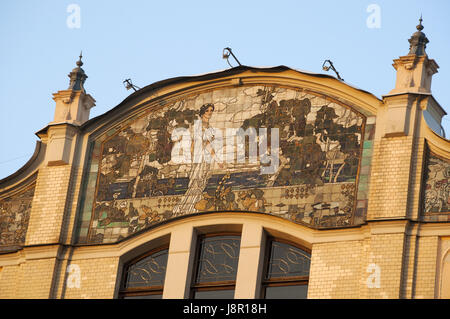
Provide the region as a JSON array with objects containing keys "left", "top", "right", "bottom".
[
  {"left": 0, "top": 185, "right": 35, "bottom": 248},
  {"left": 423, "top": 152, "right": 450, "bottom": 221},
  {"left": 77, "top": 86, "right": 375, "bottom": 243}
]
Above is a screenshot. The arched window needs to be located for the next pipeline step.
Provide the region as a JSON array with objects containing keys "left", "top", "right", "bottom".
[
  {"left": 119, "top": 246, "right": 169, "bottom": 299},
  {"left": 262, "top": 238, "right": 311, "bottom": 299},
  {"left": 190, "top": 234, "right": 241, "bottom": 299}
]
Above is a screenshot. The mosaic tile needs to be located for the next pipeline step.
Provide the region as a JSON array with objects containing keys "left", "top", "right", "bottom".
[
  {"left": 77, "top": 85, "right": 376, "bottom": 243},
  {"left": 0, "top": 185, "right": 35, "bottom": 247},
  {"left": 361, "top": 158, "right": 372, "bottom": 167},
  {"left": 79, "top": 228, "right": 88, "bottom": 237},
  {"left": 90, "top": 163, "right": 98, "bottom": 173},
  {"left": 362, "top": 148, "right": 373, "bottom": 157},
  {"left": 423, "top": 152, "right": 450, "bottom": 217},
  {"left": 360, "top": 166, "right": 370, "bottom": 176},
  {"left": 357, "top": 190, "right": 367, "bottom": 199},
  {"left": 363, "top": 140, "right": 373, "bottom": 149},
  {"left": 357, "top": 200, "right": 367, "bottom": 208}
]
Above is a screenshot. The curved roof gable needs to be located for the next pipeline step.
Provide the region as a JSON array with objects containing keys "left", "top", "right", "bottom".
[{"left": 80, "top": 65, "right": 383, "bottom": 134}]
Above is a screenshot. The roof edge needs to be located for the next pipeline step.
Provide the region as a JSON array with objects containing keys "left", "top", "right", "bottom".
[{"left": 81, "top": 65, "right": 382, "bottom": 131}]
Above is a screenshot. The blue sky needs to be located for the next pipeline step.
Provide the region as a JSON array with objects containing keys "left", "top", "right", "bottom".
[{"left": 1, "top": 0, "right": 449, "bottom": 179}]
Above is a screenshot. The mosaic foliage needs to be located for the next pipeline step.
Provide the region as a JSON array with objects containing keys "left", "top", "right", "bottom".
[
  {"left": 423, "top": 152, "right": 450, "bottom": 220},
  {"left": 0, "top": 185, "right": 35, "bottom": 248},
  {"left": 78, "top": 86, "right": 375, "bottom": 243}
]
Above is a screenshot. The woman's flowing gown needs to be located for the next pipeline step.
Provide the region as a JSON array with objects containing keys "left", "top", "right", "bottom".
[{"left": 172, "top": 121, "right": 215, "bottom": 216}]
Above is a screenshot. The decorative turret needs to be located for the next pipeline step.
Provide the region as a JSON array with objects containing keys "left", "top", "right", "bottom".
[
  {"left": 39, "top": 53, "right": 96, "bottom": 166},
  {"left": 388, "top": 17, "right": 439, "bottom": 96},
  {"left": 67, "top": 52, "right": 88, "bottom": 92},
  {"left": 50, "top": 53, "right": 96, "bottom": 126},
  {"left": 407, "top": 16, "right": 429, "bottom": 56},
  {"left": 381, "top": 17, "right": 445, "bottom": 139}
]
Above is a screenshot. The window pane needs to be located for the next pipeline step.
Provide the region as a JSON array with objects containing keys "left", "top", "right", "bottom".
[
  {"left": 264, "top": 285, "right": 308, "bottom": 299},
  {"left": 124, "top": 249, "right": 168, "bottom": 288},
  {"left": 194, "top": 289, "right": 235, "bottom": 299},
  {"left": 195, "top": 236, "right": 241, "bottom": 284},
  {"left": 266, "top": 242, "right": 310, "bottom": 279}
]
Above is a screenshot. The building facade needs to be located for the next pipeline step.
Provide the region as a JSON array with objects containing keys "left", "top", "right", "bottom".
[{"left": 0, "top": 21, "right": 449, "bottom": 299}]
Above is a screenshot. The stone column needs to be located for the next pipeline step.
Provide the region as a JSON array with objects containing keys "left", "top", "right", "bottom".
[
  {"left": 234, "top": 222, "right": 265, "bottom": 298},
  {"left": 163, "top": 225, "right": 197, "bottom": 298}
]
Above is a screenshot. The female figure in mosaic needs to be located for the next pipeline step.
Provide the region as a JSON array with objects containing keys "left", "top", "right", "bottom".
[{"left": 172, "top": 103, "right": 220, "bottom": 216}]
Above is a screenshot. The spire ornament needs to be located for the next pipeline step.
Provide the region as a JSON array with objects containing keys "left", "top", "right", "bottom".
[
  {"left": 416, "top": 15, "right": 424, "bottom": 31},
  {"left": 68, "top": 51, "right": 88, "bottom": 92},
  {"left": 408, "top": 16, "right": 429, "bottom": 56},
  {"left": 76, "top": 51, "right": 83, "bottom": 67}
]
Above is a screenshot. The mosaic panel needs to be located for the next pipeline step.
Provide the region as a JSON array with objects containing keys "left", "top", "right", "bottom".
[
  {"left": 0, "top": 185, "right": 35, "bottom": 248},
  {"left": 423, "top": 152, "right": 450, "bottom": 221},
  {"left": 77, "top": 85, "right": 375, "bottom": 243}
]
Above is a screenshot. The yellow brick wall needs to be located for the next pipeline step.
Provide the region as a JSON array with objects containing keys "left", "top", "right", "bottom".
[
  {"left": 15, "top": 258, "right": 57, "bottom": 299},
  {"left": 413, "top": 236, "right": 439, "bottom": 298},
  {"left": 0, "top": 262, "right": 56, "bottom": 299},
  {"left": 58, "top": 257, "right": 120, "bottom": 299},
  {"left": 364, "top": 233, "right": 405, "bottom": 298},
  {"left": 308, "top": 233, "right": 406, "bottom": 299},
  {"left": 0, "top": 264, "right": 19, "bottom": 298},
  {"left": 25, "top": 165, "right": 73, "bottom": 245},
  {"left": 308, "top": 240, "right": 363, "bottom": 298},
  {"left": 367, "top": 136, "right": 413, "bottom": 220}
]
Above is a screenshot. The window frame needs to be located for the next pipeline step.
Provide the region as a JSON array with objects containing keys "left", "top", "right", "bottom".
[
  {"left": 119, "top": 245, "right": 169, "bottom": 299},
  {"left": 261, "top": 237, "right": 311, "bottom": 299},
  {"left": 189, "top": 232, "right": 242, "bottom": 299}
]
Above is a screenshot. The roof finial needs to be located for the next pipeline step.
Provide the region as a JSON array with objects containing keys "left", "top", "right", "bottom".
[
  {"left": 76, "top": 51, "right": 83, "bottom": 67},
  {"left": 417, "top": 15, "right": 424, "bottom": 31},
  {"left": 68, "top": 51, "right": 87, "bottom": 91},
  {"left": 408, "top": 15, "right": 428, "bottom": 56}
]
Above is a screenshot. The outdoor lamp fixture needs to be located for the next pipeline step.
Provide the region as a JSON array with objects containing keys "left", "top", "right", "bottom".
[
  {"left": 322, "top": 59, "right": 344, "bottom": 81},
  {"left": 223, "top": 47, "right": 242, "bottom": 68},
  {"left": 123, "top": 78, "right": 141, "bottom": 92}
]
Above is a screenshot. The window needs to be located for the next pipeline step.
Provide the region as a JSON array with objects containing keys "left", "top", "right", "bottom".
[
  {"left": 190, "top": 234, "right": 241, "bottom": 299},
  {"left": 262, "top": 239, "right": 311, "bottom": 299},
  {"left": 119, "top": 246, "right": 169, "bottom": 299}
]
